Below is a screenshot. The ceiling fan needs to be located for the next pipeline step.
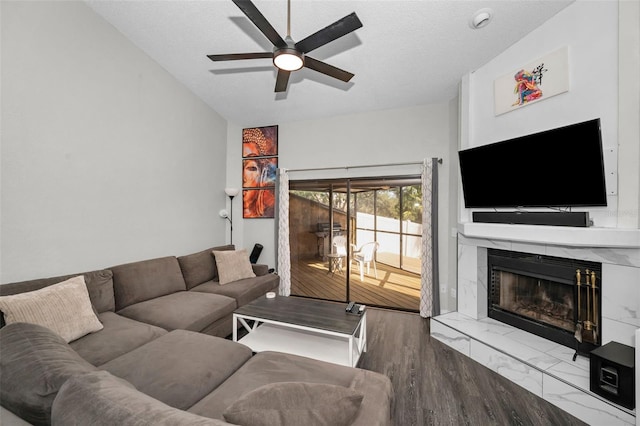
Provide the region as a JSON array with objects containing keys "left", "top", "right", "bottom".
[{"left": 207, "top": 0, "right": 363, "bottom": 93}]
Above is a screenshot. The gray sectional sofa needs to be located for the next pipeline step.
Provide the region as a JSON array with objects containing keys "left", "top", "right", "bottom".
[{"left": 0, "top": 245, "right": 394, "bottom": 426}]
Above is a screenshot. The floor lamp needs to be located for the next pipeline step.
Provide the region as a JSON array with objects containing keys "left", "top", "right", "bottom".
[{"left": 219, "top": 188, "right": 239, "bottom": 245}]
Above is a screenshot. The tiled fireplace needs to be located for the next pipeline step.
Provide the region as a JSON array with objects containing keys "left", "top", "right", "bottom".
[{"left": 431, "top": 223, "right": 639, "bottom": 425}]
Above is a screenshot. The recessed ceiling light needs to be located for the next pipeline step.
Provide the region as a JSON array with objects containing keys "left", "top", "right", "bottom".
[{"left": 470, "top": 8, "right": 493, "bottom": 29}]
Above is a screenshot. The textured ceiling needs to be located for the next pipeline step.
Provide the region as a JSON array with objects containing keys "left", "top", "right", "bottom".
[{"left": 86, "top": 0, "right": 573, "bottom": 126}]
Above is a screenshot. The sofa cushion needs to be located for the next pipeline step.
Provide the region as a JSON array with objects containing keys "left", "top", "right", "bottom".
[
  {"left": 190, "top": 273, "right": 279, "bottom": 307},
  {"left": 188, "top": 351, "right": 393, "bottom": 426},
  {"left": 100, "top": 330, "right": 252, "bottom": 410},
  {"left": 69, "top": 311, "right": 167, "bottom": 366},
  {"left": 222, "top": 382, "right": 364, "bottom": 426},
  {"left": 0, "top": 269, "right": 115, "bottom": 314},
  {"left": 212, "top": 249, "right": 256, "bottom": 285},
  {"left": 0, "top": 276, "right": 103, "bottom": 342},
  {"left": 52, "top": 371, "right": 229, "bottom": 426},
  {"left": 116, "top": 291, "right": 236, "bottom": 332},
  {"left": 111, "top": 256, "right": 187, "bottom": 310},
  {"left": 0, "top": 323, "right": 98, "bottom": 426},
  {"left": 178, "top": 244, "right": 234, "bottom": 290},
  {"left": 189, "top": 351, "right": 356, "bottom": 419}
]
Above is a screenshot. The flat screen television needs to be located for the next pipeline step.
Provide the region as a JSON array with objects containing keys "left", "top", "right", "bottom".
[{"left": 458, "top": 118, "right": 607, "bottom": 208}]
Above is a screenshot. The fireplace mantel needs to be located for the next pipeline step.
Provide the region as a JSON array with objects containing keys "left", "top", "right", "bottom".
[{"left": 459, "top": 222, "right": 640, "bottom": 248}]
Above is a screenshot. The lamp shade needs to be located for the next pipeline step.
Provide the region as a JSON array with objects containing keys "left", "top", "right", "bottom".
[{"left": 225, "top": 188, "right": 240, "bottom": 197}]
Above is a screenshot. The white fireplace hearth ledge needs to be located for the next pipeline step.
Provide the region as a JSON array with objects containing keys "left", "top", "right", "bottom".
[
  {"left": 431, "top": 312, "right": 636, "bottom": 425},
  {"left": 459, "top": 222, "right": 640, "bottom": 248}
]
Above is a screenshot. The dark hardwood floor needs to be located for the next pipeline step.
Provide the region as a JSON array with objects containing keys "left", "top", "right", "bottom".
[{"left": 358, "top": 308, "right": 588, "bottom": 426}]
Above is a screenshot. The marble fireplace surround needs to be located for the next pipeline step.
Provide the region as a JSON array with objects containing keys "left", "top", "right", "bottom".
[{"left": 431, "top": 222, "right": 639, "bottom": 425}]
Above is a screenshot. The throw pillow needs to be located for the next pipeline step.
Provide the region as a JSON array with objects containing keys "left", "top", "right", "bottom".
[
  {"left": 212, "top": 249, "right": 256, "bottom": 285},
  {"left": 0, "top": 275, "right": 103, "bottom": 343},
  {"left": 178, "top": 244, "right": 234, "bottom": 289},
  {"left": 222, "top": 382, "right": 364, "bottom": 426},
  {"left": 0, "top": 322, "right": 98, "bottom": 426}
]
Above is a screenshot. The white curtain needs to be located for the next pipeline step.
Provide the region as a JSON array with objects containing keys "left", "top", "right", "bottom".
[
  {"left": 420, "top": 158, "right": 439, "bottom": 318},
  {"left": 276, "top": 168, "right": 291, "bottom": 296}
]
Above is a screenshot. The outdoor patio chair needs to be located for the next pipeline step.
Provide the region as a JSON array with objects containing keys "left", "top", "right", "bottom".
[
  {"left": 328, "top": 236, "right": 348, "bottom": 273},
  {"left": 332, "top": 236, "right": 348, "bottom": 256},
  {"left": 352, "top": 241, "right": 379, "bottom": 281}
]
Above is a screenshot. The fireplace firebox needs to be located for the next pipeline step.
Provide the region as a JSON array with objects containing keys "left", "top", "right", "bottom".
[{"left": 488, "top": 249, "right": 601, "bottom": 356}]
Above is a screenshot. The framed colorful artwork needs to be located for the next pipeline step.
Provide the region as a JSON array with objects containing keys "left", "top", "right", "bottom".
[
  {"left": 494, "top": 46, "right": 569, "bottom": 116},
  {"left": 242, "top": 125, "right": 278, "bottom": 218}
]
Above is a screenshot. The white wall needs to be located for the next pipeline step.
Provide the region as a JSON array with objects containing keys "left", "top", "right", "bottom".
[
  {"left": 460, "top": 0, "right": 639, "bottom": 229},
  {"left": 618, "top": 0, "right": 640, "bottom": 229},
  {"left": 227, "top": 102, "right": 458, "bottom": 311},
  {"left": 1, "top": 1, "right": 229, "bottom": 283}
]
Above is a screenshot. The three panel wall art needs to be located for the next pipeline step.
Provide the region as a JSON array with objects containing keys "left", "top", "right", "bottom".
[{"left": 242, "top": 125, "right": 278, "bottom": 218}]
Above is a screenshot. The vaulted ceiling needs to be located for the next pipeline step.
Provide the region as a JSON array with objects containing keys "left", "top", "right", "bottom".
[{"left": 86, "top": 0, "right": 573, "bottom": 126}]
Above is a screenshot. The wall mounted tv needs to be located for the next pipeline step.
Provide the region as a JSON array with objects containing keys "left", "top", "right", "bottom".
[{"left": 458, "top": 118, "right": 607, "bottom": 208}]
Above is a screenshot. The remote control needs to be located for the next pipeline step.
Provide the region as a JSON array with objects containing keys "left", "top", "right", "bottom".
[{"left": 346, "top": 301, "right": 355, "bottom": 312}]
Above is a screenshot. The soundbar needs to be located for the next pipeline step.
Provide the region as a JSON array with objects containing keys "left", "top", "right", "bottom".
[{"left": 472, "top": 211, "right": 591, "bottom": 227}]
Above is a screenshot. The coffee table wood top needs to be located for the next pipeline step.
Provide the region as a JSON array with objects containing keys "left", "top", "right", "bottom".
[{"left": 234, "top": 295, "right": 364, "bottom": 335}]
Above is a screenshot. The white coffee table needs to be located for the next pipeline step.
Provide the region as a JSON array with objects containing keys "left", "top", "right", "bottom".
[{"left": 233, "top": 295, "right": 367, "bottom": 367}]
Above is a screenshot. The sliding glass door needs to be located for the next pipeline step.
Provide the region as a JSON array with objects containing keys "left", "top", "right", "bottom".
[{"left": 288, "top": 176, "right": 422, "bottom": 311}]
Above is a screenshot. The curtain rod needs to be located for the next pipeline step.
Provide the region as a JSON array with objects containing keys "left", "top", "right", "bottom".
[{"left": 285, "top": 158, "right": 442, "bottom": 173}]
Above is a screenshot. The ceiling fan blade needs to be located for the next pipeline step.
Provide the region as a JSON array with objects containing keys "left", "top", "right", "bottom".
[
  {"left": 304, "top": 56, "right": 354, "bottom": 83},
  {"left": 232, "top": 0, "right": 287, "bottom": 48},
  {"left": 275, "top": 70, "right": 291, "bottom": 92},
  {"left": 207, "top": 52, "right": 272, "bottom": 61},
  {"left": 295, "top": 12, "right": 362, "bottom": 54}
]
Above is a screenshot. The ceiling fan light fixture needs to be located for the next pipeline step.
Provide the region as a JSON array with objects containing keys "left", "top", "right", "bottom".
[{"left": 273, "top": 48, "right": 304, "bottom": 71}]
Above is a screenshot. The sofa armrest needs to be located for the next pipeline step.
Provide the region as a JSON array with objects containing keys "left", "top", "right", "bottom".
[{"left": 251, "top": 264, "right": 269, "bottom": 276}]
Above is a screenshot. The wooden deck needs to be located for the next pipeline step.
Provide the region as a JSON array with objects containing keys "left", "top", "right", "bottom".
[{"left": 291, "top": 257, "right": 421, "bottom": 311}]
